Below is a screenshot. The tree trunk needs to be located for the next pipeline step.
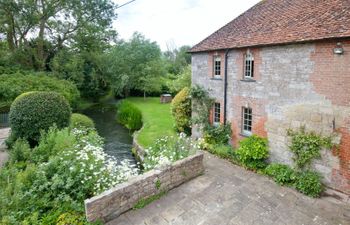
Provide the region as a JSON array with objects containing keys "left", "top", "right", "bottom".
[
  {"left": 5, "top": 12, "right": 16, "bottom": 51},
  {"left": 143, "top": 91, "right": 146, "bottom": 100},
  {"left": 37, "top": 18, "right": 46, "bottom": 70}
]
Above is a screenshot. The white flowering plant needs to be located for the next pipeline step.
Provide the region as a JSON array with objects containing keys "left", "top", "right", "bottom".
[
  {"left": 0, "top": 126, "right": 139, "bottom": 224},
  {"left": 142, "top": 133, "right": 200, "bottom": 171}
]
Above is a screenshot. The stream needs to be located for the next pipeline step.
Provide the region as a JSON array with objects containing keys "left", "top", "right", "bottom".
[{"left": 81, "top": 102, "right": 137, "bottom": 167}]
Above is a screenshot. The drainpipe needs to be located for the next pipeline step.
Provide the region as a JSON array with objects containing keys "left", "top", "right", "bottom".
[{"left": 223, "top": 49, "right": 229, "bottom": 125}]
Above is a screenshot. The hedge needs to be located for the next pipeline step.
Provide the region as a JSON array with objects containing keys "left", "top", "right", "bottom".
[
  {"left": 9, "top": 91, "right": 71, "bottom": 144},
  {"left": 0, "top": 73, "right": 80, "bottom": 109}
]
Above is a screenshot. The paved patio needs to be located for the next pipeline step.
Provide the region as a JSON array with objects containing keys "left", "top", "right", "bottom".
[{"left": 108, "top": 153, "right": 350, "bottom": 225}]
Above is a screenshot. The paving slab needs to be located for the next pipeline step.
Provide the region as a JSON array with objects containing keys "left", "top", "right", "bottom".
[{"left": 107, "top": 153, "right": 350, "bottom": 225}]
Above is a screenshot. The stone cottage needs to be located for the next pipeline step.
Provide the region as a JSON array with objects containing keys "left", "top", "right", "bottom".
[{"left": 190, "top": 0, "right": 350, "bottom": 194}]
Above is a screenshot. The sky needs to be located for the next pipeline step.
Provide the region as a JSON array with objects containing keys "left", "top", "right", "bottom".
[{"left": 112, "top": 0, "right": 260, "bottom": 51}]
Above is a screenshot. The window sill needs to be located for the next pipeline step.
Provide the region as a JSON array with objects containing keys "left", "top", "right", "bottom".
[
  {"left": 239, "top": 132, "right": 252, "bottom": 137},
  {"left": 240, "top": 79, "right": 256, "bottom": 82},
  {"left": 210, "top": 77, "right": 222, "bottom": 81}
]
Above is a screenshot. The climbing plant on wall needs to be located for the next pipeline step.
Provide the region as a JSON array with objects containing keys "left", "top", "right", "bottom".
[
  {"left": 287, "top": 127, "right": 335, "bottom": 170},
  {"left": 190, "top": 85, "right": 231, "bottom": 146},
  {"left": 190, "top": 85, "right": 214, "bottom": 129}
]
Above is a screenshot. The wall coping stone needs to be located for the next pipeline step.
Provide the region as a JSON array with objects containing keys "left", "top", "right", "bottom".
[{"left": 84, "top": 151, "right": 204, "bottom": 223}]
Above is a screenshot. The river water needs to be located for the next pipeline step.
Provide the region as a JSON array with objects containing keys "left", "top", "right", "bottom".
[{"left": 81, "top": 102, "right": 137, "bottom": 167}]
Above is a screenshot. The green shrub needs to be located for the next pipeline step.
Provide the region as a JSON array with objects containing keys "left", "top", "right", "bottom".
[
  {"left": 207, "top": 144, "right": 233, "bottom": 159},
  {"left": 265, "top": 163, "right": 296, "bottom": 185},
  {"left": 56, "top": 212, "right": 86, "bottom": 225},
  {"left": 0, "top": 73, "right": 80, "bottom": 108},
  {"left": 9, "top": 91, "right": 71, "bottom": 145},
  {"left": 0, "top": 127, "right": 138, "bottom": 224},
  {"left": 9, "top": 138, "right": 31, "bottom": 164},
  {"left": 203, "top": 123, "right": 232, "bottom": 146},
  {"left": 70, "top": 113, "right": 95, "bottom": 129},
  {"left": 116, "top": 100, "right": 142, "bottom": 131},
  {"left": 235, "top": 135, "right": 269, "bottom": 170},
  {"left": 294, "top": 171, "right": 324, "bottom": 197},
  {"left": 171, "top": 87, "right": 191, "bottom": 135},
  {"left": 31, "top": 126, "right": 77, "bottom": 164}
]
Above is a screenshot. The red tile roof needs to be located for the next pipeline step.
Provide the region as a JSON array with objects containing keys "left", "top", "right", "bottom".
[{"left": 190, "top": 0, "right": 350, "bottom": 52}]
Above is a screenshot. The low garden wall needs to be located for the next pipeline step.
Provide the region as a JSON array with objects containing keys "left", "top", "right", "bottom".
[
  {"left": 132, "top": 131, "right": 146, "bottom": 162},
  {"left": 84, "top": 151, "right": 204, "bottom": 223}
]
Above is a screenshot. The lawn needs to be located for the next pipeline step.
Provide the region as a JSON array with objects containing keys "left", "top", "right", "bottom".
[{"left": 126, "top": 97, "right": 175, "bottom": 148}]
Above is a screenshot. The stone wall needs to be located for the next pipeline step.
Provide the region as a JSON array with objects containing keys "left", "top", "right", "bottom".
[
  {"left": 191, "top": 39, "right": 350, "bottom": 194},
  {"left": 85, "top": 152, "right": 204, "bottom": 223}
]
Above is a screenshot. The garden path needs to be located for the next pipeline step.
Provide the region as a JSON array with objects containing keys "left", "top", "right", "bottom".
[
  {"left": 0, "top": 128, "right": 10, "bottom": 167},
  {"left": 108, "top": 153, "right": 350, "bottom": 225}
]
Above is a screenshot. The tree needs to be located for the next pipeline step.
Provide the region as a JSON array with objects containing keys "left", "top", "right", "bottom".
[
  {"left": 0, "top": 0, "right": 117, "bottom": 70},
  {"left": 107, "top": 33, "right": 165, "bottom": 97},
  {"left": 163, "top": 45, "right": 191, "bottom": 75},
  {"left": 51, "top": 49, "right": 110, "bottom": 100},
  {"left": 167, "top": 65, "right": 191, "bottom": 94}
]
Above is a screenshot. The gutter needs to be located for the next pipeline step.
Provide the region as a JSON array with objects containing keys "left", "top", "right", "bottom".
[{"left": 223, "top": 49, "right": 229, "bottom": 125}]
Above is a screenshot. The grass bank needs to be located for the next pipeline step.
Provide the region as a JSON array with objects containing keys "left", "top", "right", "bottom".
[{"left": 126, "top": 97, "right": 175, "bottom": 148}]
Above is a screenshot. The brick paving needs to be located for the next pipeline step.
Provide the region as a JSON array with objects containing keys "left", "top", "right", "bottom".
[{"left": 108, "top": 153, "right": 350, "bottom": 225}]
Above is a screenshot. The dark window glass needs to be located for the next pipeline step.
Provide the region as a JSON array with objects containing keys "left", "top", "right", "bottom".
[
  {"left": 242, "top": 107, "right": 252, "bottom": 134},
  {"left": 214, "top": 102, "right": 220, "bottom": 124}
]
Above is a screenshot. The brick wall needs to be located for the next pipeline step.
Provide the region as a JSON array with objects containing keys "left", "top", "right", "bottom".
[{"left": 191, "top": 39, "right": 350, "bottom": 194}]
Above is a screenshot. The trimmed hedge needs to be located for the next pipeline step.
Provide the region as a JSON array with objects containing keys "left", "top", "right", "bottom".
[
  {"left": 116, "top": 100, "right": 142, "bottom": 131},
  {"left": 171, "top": 87, "right": 191, "bottom": 135},
  {"left": 0, "top": 73, "right": 80, "bottom": 109},
  {"left": 9, "top": 91, "right": 71, "bottom": 144},
  {"left": 70, "top": 113, "right": 95, "bottom": 129}
]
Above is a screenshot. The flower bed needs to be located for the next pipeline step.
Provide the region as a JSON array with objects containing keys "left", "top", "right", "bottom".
[{"left": 0, "top": 127, "right": 138, "bottom": 224}]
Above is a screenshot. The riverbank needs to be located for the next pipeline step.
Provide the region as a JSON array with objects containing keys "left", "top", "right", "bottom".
[
  {"left": 81, "top": 102, "right": 137, "bottom": 166},
  {"left": 126, "top": 97, "right": 175, "bottom": 148}
]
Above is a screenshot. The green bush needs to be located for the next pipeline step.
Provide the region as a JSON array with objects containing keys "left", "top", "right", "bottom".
[
  {"left": 56, "top": 212, "right": 86, "bottom": 225},
  {"left": 9, "top": 91, "right": 71, "bottom": 145},
  {"left": 203, "top": 123, "right": 232, "bottom": 146},
  {"left": 9, "top": 138, "right": 31, "bottom": 164},
  {"left": 235, "top": 135, "right": 269, "bottom": 170},
  {"left": 171, "top": 87, "right": 191, "bottom": 135},
  {"left": 116, "top": 100, "right": 142, "bottom": 131},
  {"left": 294, "top": 171, "right": 324, "bottom": 197},
  {"left": 265, "top": 163, "right": 296, "bottom": 185},
  {"left": 0, "top": 73, "right": 80, "bottom": 108},
  {"left": 0, "top": 127, "right": 138, "bottom": 224},
  {"left": 70, "top": 113, "right": 95, "bottom": 129},
  {"left": 206, "top": 144, "right": 234, "bottom": 159}
]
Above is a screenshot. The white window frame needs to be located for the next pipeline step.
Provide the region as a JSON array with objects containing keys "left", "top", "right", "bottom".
[
  {"left": 244, "top": 50, "right": 254, "bottom": 79},
  {"left": 213, "top": 102, "right": 221, "bottom": 126},
  {"left": 213, "top": 55, "right": 221, "bottom": 78},
  {"left": 242, "top": 107, "right": 252, "bottom": 135}
]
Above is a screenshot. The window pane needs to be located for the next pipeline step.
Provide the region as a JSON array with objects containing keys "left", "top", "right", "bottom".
[{"left": 242, "top": 107, "right": 253, "bottom": 133}]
